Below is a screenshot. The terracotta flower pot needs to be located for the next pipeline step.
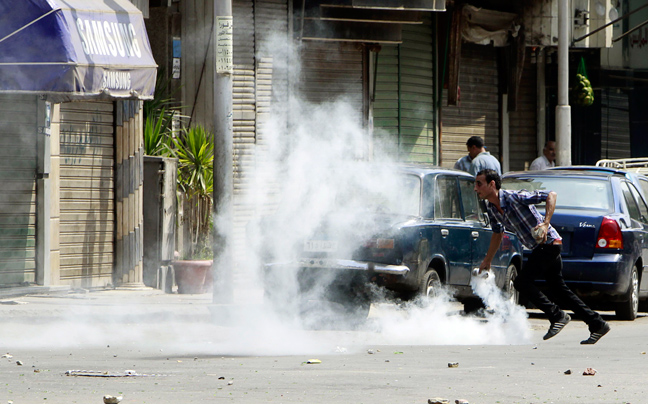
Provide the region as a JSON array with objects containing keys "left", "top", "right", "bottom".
[{"left": 172, "top": 260, "right": 213, "bottom": 294}]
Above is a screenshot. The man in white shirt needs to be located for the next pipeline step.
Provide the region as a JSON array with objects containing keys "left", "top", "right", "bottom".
[{"left": 529, "top": 140, "right": 556, "bottom": 171}]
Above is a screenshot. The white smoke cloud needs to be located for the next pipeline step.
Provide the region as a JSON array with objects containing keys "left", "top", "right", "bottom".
[{"left": 213, "top": 30, "right": 533, "bottom": 354}]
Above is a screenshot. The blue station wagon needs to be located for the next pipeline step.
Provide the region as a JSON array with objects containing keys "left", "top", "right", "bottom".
[
  {"left": 262, "top": 165, "right": 523, "bottom": 320},
  {"left": 503, "top": 169, "right": 648, "bottom": 320}
]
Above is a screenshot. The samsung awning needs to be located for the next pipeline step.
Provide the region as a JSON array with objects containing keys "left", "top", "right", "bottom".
[{"left": 0, "top": 0, "right": 157, "bottom": 100}]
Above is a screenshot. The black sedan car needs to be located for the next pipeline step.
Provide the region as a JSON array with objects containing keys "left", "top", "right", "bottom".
[
  {"left": 262, "top": 165, "right": 523, "bottom": 321},
  {"left": 503, "top": 169, "right": 648, "bottom": 320}
]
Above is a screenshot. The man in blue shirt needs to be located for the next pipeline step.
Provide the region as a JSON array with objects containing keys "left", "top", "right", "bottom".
[
  {"left": 455, "top": 136, "right": 501, "bottom": 176},
  {"left": 474, "top": 169, "right": 610, "bottom": 344}
]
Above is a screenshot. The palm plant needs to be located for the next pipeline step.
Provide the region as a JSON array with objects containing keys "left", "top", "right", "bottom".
[
  {"left": 144, "top": 106, "right": 175, "bottom": 156},
  {"left": 143, "top": 70, "right": 181, "bottom": 156},
  {"left": 169, "top": 125, "right": 214, "bottom": 257}
]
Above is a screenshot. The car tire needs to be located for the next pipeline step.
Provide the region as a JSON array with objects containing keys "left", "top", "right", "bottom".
[
  {"left": 616, "top": 267, "right": 639, "bottom": 321},
  {"left": 504, "top": 264, "right": 519, "bottom": 305},
  {"left": 418, "top": 269, "right": 441, "bottom": 303}
]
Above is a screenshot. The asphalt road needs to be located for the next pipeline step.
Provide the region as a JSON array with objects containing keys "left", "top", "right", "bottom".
[{"left": 0, "top": 289, "right": 646, "bottom": 404}]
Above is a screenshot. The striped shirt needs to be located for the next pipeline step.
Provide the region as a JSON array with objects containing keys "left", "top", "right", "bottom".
[{"left": 486, "top": 189, "right": 562, "bottom": 249}]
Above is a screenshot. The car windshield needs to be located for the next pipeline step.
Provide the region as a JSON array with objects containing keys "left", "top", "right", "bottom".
[{"left": 502, "top": 176, "right": 613, "bottom": 211}]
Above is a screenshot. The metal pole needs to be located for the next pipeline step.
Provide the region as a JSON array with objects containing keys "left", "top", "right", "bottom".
[
  {"left": 213, "top": 0, "right": 234, "bottom": 304},
  {"left": 556, "top": 0, "right": 571, "bottom": 166}
]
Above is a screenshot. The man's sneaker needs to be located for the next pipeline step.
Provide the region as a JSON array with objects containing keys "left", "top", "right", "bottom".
[
  {"left": 580, "top": 322, "right": 611, "bottom": 345},
  {"left": 543, "top": 313, "right": 571, "bottom": 340}
]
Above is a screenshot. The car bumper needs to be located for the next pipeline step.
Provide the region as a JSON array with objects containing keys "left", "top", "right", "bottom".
[
  {"left": 524, "top": 253, "right": 631, "bottom": 297},
  {"left": 265, "top": 258, "right": 410, "bottom": 275}
]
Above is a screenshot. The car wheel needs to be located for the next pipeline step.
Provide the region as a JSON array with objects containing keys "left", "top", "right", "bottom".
[
  {"left": 418, "top": 269, "right": 441, "bottom": 302},
  {"left": 505, "top": 264, "right": 519, "bottom": 305},
  {"left": 616, "top": 267, "right": 639, "bottom": 321}
]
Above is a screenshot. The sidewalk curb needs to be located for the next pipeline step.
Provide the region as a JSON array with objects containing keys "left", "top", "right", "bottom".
[{"left": 0, "top": 285, "right": 72, "bottom": 299}]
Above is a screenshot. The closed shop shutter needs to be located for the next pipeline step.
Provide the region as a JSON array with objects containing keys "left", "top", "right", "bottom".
[
  {"left": 508, "top": 48, "right": 537, "bottom": 171},
  {"left": 231, "top": 0, "right": 289, "bottom": 255},
  {"left": 441, "top": 43, "right": 499, "bottom": 168},
  {"left": 374, "top": 21, "right": 435, "bottom": 163},
  {"left": 59, "top": 101, "right": 115, "bottom": 287},
  {"left": 601, "top": 88, "right": 631, "bottom": 159},
  {"left": 0, "top": 94, "right": 37, "bottom": 285},
  {"left": 231, "top": 0, "right": 256, "bottom": 269},
  {"left": 299, "top": 42, "right": 364, "bottom": 121}
]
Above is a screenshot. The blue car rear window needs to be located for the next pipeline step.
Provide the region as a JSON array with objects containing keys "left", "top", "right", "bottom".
[{"left": 502, "top": 177, "right": 613, "bottom": 211}]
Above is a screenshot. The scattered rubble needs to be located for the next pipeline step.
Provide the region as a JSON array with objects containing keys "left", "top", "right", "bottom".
[
  {"left": 583, "top": 368, "right": 597, "bottom": 376},
  {"left": 2, "top": 354, "right": 13, "bottom": 359},
  {"left": 367, "top": 349, "right": 375, "bottom": 354},
  {"left": 227, "top": 380, "right": 234, "bottom": 385},
  {"left": 428, "top": 398, "right": 449, "bottom": 404},
  {"left": 304, "top": 359, "right": 321, "bottom": 365},
  {"left": 66, "top": 369, "right": 164, "bottom": 377},
  {"left": 447, "top": 362, "right": 459, "bottom": 368},
  {"left": 16, "top": 361, "right": 22, "bottom": 366},
  {"left": 564, "top": 369, "right": 572, "bottom": 375},
  {"left": 455, "top": 400, "right": 469, "bottom": 404},
  {"left": 103, "top": 395, "right": 123, "bottom": 404}
]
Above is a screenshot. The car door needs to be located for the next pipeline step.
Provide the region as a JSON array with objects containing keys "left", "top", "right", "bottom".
[
  {"left": 458, "top": 178, "right": 492, "bottom": 275},
  {"left": 434, "top": 175, "right": 473, "bottom": 286},
  {"left": 622, "top": 181, "right": 648, "bottom": 295}
]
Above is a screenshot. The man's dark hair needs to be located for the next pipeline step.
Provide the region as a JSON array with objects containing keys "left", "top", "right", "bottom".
[
  {"left": 477, "top": 169, "right": 501, "bottom": 190},
  {"left": 466, "top": 136, "right": 484, "bottom": 149}
]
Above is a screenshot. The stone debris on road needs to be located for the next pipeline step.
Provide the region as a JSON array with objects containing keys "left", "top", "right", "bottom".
[
  {"left": 304, "top": 359, "right": 321, "bottom": 365},
  {"left": 103, "top": 395, "right": 123, "bottom": 404},
  {"left": 583, "top": 368, "right": 597, "bottom": 376},
  {"left": 447, "top": 362, "right": 459, "bottom": 368},
  {"left": 2, "top": 353, "right": 13, "bottom": 359},
  {"left": 15, "top": 360, "right": 23, "bottom": 366},
  {"left": 455, "top": 400, "right": 469, "bottom": 404},
  {"left": 564, "top": 369, "right": 572, "bottom": 375},
  {"left": 65, "top": 370, "right": 165, "bottom": 377},
  {"left": 428, "top": 398, "right": 449, "bottom": 404}
]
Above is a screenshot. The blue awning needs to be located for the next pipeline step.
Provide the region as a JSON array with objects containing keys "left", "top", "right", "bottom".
[{"left": 0, "top": 0, "right": 157, "bottom": 100}]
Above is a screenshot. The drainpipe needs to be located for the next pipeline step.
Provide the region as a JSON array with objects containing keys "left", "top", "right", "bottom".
[
  {"left": 556, "top": 0, "right": 571, "bottom": 166},
  {"left": 212, "top": 1, "right": 234, "bottom": 304}
]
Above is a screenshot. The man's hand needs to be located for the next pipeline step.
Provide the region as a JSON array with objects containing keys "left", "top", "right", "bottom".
[
  {"left": 478, "top": 259, "right": 491, "bottom": 273},
  {"left": 533, "top": 222, "right": 549, "bottom": 243}
]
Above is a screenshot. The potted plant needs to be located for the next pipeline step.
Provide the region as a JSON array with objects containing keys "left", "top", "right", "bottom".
[{"left": 168, "top": 125, "right": 215, "bottom": 294}]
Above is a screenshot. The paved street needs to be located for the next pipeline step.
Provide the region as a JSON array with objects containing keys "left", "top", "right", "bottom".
[{"left": 1, "top": 288, "right": 646, "bottom": 404}]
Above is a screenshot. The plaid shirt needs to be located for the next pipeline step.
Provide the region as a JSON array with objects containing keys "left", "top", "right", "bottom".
[{"left": 486, "top": 189, "right": 562, "bottom": 249}]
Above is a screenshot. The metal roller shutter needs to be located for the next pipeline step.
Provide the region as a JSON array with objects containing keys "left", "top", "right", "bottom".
[
  {"left": 441, "top": 43, "right": 499, "bottom": 168},
  {"left": 299, "top": 42, "right": 364, "bottom": 119},
  {"left": 232, "top": 0, "right": 289, "bottom": 253},
  {"left": 374, "top": 21, "right": 435, "bottom": 163},
  {"left": 59, "top": 101, "right": 115, "bottom": 287},
  {"left": 0, "top": 94, "right": 37, "bottom": 285},
  {"left": 601, "top": 88, "right": 631, "bottom": 159},
  {"left": 508, "top": 48, "right": 537, "bottom": 171}
]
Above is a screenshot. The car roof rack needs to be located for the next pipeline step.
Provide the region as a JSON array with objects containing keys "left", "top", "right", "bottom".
[{"left": 596, "top": 158, "right": 648, "bottom": 175}]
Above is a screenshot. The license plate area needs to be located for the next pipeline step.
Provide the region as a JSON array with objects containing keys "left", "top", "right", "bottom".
[{"left": 304, "top": 240, "right": 338, "bottom": 253}]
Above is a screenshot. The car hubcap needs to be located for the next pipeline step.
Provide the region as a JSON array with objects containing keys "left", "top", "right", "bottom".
[{"left": 426, "top": 275, "right": 438, "bottom": 298}]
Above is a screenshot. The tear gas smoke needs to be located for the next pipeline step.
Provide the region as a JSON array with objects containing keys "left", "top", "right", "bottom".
[{"left": 217, "top": 32, "right": 533, "bottom": 354}]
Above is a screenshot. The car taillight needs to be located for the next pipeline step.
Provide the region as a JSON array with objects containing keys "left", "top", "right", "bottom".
[
  {"left": 596, "top": 217, "right": 623, "bottom": 249},
  {"left": 364, "top": 238, "right": 395, "bottom": 249}
]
